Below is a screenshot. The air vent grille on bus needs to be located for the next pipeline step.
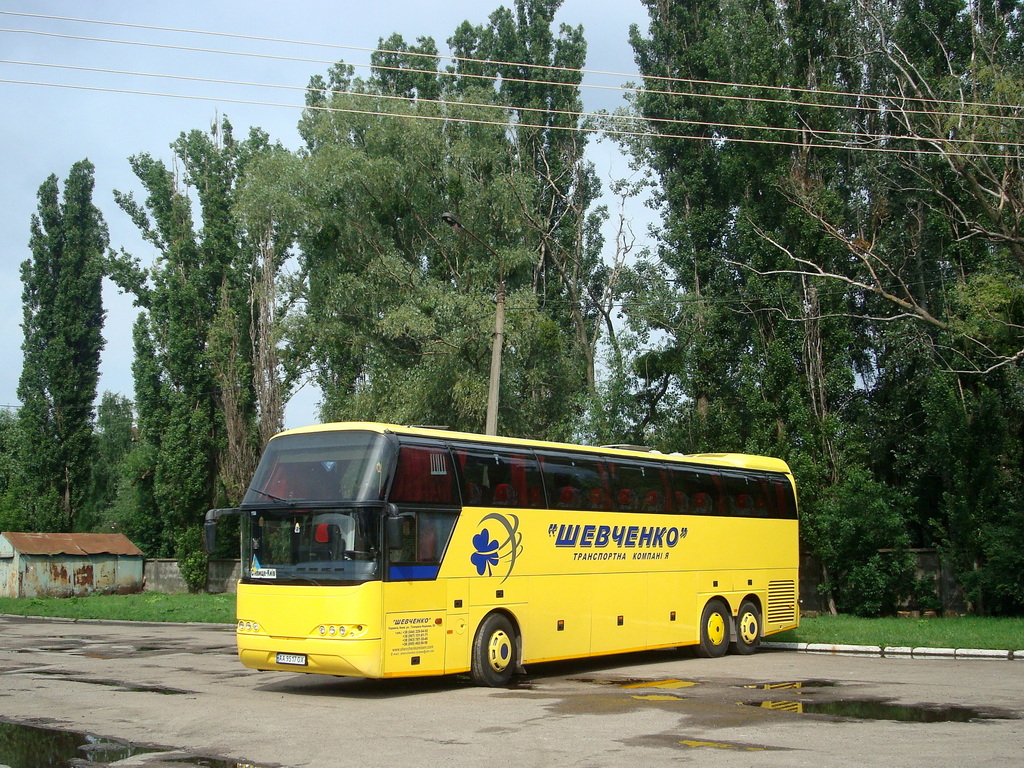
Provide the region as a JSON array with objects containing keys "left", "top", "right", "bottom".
[{"left": 766, "top": 580, "right": 797, "bottom": 624}]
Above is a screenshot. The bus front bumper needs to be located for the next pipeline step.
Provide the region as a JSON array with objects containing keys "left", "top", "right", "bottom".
[{"left": 238, "top": 635, "right": 383, "bottom": 678}]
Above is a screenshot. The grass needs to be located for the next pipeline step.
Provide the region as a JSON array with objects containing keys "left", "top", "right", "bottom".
[
  {"left": 1, "top": 594, "right": 1021, "bottom": 650},
  {"left": 773, "top": 614, "right": 1024, "bottom": 651},
  {"left": 0, "top": 591, "right": 235, "bottom": 624}
]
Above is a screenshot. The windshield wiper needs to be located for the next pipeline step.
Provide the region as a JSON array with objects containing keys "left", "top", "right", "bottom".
[{"left": 247, "top": 487, "right": 299, "bottom": 505}]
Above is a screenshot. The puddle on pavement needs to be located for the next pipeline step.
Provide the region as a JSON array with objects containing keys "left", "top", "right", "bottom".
[
  {"left": 0, "top": 719, "right": 280, "bottom": 767},
  {"left": 571, "top": 677, "right": 700, "bottom": 689},
  {"left": 742, "top": 680, "right": 837, "bottom": 690},
  {"left": 166, "top": 758, "right": 279, "bottom": 767},
  {"left": 566, "top": 676, "right": 1017, "bottom": 726},
  {"left": 745, "top": 699, "right": 1014, "bottom": 722},
  {"left": 0, "top": 719, "right": 163, "bottom": 766},
  {"left": 738, "top": 680, "right": 1015, "bottom": 722},
  {"left": 28, "top": 669, "right": 190, "bottom": 695}
]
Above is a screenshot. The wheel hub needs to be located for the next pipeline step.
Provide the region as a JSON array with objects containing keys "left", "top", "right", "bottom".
[{"left": 487, "top": 629, "right": 512, "bottom": 672}]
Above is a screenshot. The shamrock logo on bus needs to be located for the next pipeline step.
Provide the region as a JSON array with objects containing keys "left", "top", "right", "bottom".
[{"left": 470, "top": 512, "right": 522, "bottom": 583}]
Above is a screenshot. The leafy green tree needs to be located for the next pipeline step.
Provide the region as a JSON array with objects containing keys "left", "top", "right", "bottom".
[
  {"left": 18, "top": 159, "right": 107, "bottom": 532},
  {"left": 293, "top": 2, "right": 601, "bottom": 439},
  {"left": 233, "top": 146, "right": 302, "bottom": 448},
  {"left": 112, "top": 119, "right": 287, "bottom": 556},
  {"left": 623, "top": 0, "right": 922, "bottom": 612},
  {"left": 625, "top": 0, "right": 862, "bottom": 465},
  {"left": 449, "top": 0, "right": 608, "bottom": 389},
  {"left": 776, "top": 1, "right": 1024, "bottom": 613},
  {"left": 800, "top": 464, "right": 915, "bottom": 616},
  {"left": 626, "top": 0, "right": 1024, "bottom": 614},
  {"left": 297, "top": 75, "right": 566, "bottom": 434},
  {"left": 0, "top": 409, "right": 28, "bottom": 530},
  {"left": 80, "top": 392, "right": 136, "bottom": 531}
]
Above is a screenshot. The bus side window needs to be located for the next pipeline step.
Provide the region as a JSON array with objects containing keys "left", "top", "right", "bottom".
[
  {"left": 668, "top": 467, "right": 721, "bottom": 515},
  {"left": 608, "top": 460, "right": 670, "bottom": 514},
  {"left": 537, "top": 450, "right": 609, "bottom": 512},
  {"left": 415, "top": 512, "right": 457, "bottom": 562},
  {"left": 772, "top": 476, "right": 798, "bottom": 519},
  {"left": 390, "top": 442, "right": 455, "bottom": 504},
  {"left": 451, "top": 444, "right": 544, "bottom": 509},
  {"left": 387, "top": 511, "right": 457, "bottom": 571},
  {"left": 724, "top": 474, "right": 751, "bottom": 517}
]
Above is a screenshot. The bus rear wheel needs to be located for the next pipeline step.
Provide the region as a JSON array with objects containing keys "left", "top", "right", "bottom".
[
  {"left": 732, "top": 600, "right": 761, "bottom": 655},
  {"left": 696, "top": 599, "right": 731, "bottom": 658},
  {"left": 471, "top": 613, "right": 517, "bottom": 687}
]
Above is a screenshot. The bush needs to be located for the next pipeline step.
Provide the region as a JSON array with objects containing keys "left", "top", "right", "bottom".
[
  {"left": 174, "top": 526, "right": 208, "bottom": 593},
  {"left": 803, "top": 464, "right": 915, "bottom": 616}
]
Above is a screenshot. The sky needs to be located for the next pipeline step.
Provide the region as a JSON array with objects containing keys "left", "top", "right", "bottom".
[{"left": 0, "top": 0, "right": 654, "bottom": 429}]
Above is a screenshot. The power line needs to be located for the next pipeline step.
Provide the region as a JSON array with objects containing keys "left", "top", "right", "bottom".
[
  {"left": 7, "top": 58, "right": 1024, "bottom": 153},
  {"left": 1, "top": 73, "right": 1017, "bottom": 160},
  {"left": 3, "top": 17, "right": 1023, "bottom": 135},
  {"left": 4, "top": 9, "right": 1022, "bottom": 121}
]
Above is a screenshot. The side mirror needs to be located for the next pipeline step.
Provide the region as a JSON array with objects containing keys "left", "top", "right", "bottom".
[
  {"left": 204, "top": 519, "right": 217, "bottom": 555},
  {"left": 385, "top": 504, "right": 404, "bottom": 544},
  {"left": 204, "top": 508, "right": 241, "bottom": 554}
]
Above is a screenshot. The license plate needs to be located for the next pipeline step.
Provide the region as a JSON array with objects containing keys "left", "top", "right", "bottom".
[{"left": 276, "top": 653, "right": 307, "bottom": 666}]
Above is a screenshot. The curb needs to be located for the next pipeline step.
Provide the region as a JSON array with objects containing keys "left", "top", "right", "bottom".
[
  {"left": 763, "top": 641, "right": 1018, "bottom": 660},
  {"left": 0, "top": 613, "right": 233, "bottom": 629}
]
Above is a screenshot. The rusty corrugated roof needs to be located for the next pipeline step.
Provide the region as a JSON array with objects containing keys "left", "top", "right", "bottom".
[{"left": 1, "top": 532, "right": 144, "bottom": 557}]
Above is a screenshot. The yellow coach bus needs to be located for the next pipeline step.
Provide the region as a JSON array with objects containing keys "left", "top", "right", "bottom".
[{"left": 205, "top": 422, "right": 799, "bottom": 686}]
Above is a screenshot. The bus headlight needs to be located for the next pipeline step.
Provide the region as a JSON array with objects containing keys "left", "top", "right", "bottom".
[{"left": 313, "top": 624, "right": 367, "bottom": 639}]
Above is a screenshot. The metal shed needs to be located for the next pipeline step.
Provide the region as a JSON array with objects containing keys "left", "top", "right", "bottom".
[{"left": 0, "top": 532, "right": 144, "bottom": 598}]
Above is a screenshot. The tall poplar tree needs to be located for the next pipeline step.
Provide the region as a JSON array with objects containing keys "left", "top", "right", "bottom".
[
  {"left": 18, "top": 159, "right": 107, "bottom": 532},
  {"left": 112, "top": 119, "right": 286, "bottom": 557}
]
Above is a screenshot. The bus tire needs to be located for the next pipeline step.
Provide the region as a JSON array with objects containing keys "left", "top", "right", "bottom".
[
  {"left": 696, "top": 599, "right": 731, "bottom": 658},
  {"left": 471, "top": 613, "right": 517, "bottom": 687},
  {"left": 732, "top": 599, "right": 761, "bottom": 655}
]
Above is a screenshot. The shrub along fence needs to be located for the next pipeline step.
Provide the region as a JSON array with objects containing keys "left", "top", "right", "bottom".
[{"left": 143, "top": 559, "right": 240, "bottom": 594}]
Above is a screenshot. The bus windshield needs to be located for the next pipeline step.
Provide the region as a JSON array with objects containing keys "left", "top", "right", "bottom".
[
  {"left": 243, "top": 430, "right": 393, "bottom": 506},
  {"left": 242, "top": 507, "right": 381, "bottom": 585}
]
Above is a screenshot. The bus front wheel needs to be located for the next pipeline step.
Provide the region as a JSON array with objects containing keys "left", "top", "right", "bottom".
[
  {"left": 471, "top": 613, "right": 517, "bottom": 687},
  {"left": 697, "top": 599, "right": 731, "bottom": 658},
  {"left": 732, "top": 600, "right": 761, "bottom": 655}
]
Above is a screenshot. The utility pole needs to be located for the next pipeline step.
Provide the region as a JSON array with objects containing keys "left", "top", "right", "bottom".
[{"left": 441, "top": 212, "right": 504, "bottom": 436}]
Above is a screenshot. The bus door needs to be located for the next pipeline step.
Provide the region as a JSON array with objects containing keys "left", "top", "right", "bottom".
[
  {"left": 382, "top": 508, "right": 461, "bottom": 675},
  {"left": 382, "top": 440, "right": 462, "bottom": 676}
]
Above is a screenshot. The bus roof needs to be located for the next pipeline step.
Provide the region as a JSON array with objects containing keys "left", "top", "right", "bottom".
[{"left": 273, "top": 422, "right": 794, "bottom": 476}]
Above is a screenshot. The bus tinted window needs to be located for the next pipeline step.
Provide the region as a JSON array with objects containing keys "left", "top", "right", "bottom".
[
  {"left": 452, "top": 444, "right": 545, "bottom": 508},
  {"left": 666, "top": 466, "right": 723, "bottom": 515},
  {"left": 607, "top": 459, "right": 670, "bottom": 513},
  {"left": 389, "top": 442, "right": 457, "bottom": 504},
  {"left": 537, "top": 450, "right": 611, "bottom": 511},
  {"left": 244, "top": 430, "right": 392, "bottom": 504},
  {"left": 723, "top": 473, "right": 771, "bottom": 517},
  {"left": 770, "top": 475, "right": 798, "bottom": 519}
]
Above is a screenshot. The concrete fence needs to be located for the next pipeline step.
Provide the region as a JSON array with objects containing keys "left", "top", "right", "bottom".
[{"left": 143, "top": 559, "right": 240, "bottom": 594}]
